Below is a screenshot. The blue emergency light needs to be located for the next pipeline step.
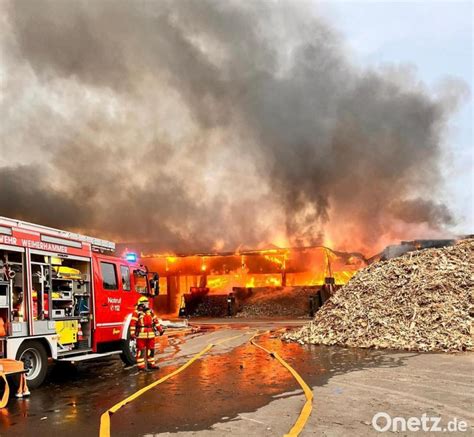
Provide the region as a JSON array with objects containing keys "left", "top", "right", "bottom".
[{"left": 125, "top": 253, "right": 137, "bottom": 262}]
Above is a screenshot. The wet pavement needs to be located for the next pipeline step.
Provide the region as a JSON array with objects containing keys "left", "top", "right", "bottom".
[
  {"left": 1, "top": 322, "right": 472, "bottom": 436},
  {"left": 0, "top": 323, "right": 402, "bottom": 436}
]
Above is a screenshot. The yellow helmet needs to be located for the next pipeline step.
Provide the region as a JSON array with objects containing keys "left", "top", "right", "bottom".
[{"left": 137, "top": 296, "right": 149, "bottom": 306}]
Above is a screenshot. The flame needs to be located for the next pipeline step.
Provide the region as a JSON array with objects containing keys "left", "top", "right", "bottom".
[
  {"left": 267, "top": 276, "right": 282, "bottom": 286},
  {"left": 269, "top": 232, "right": 290, "bottom": 249},
  {"left": 263, "top": 253, "right": 286, "bottom": 267},
  {"left": 206, "top": 276, "right": 229, "bottom": 289},
  {"left": 141, "top": 244, "right": 366, "bottom": 312}
]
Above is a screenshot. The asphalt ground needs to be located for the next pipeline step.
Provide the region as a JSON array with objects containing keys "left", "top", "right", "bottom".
[{"left": 1, "top": 320, "right": 472, "bottom": 436}]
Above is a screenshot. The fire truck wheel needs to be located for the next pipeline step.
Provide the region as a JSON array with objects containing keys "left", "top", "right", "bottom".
[
  {"left": 120, "top": 330, "right": 137, "bottom": 366},
  {"left": 16, "top": 341, "right": 49, "bottom": 389}
]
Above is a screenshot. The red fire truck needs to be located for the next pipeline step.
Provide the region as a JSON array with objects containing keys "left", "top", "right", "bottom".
[{"left": 0, "top": 216, "right": 158, "bottom": 387}]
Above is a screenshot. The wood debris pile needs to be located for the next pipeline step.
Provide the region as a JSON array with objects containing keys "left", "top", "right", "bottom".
[
  {"left": 283, "top": 240, "right": 474, "bottom": 352},
  {"left": 193, "top": 296, "right": 228, "bottom": 317},
  {"left": 235, "top": 287, "right": 315, "bottom": 318}
]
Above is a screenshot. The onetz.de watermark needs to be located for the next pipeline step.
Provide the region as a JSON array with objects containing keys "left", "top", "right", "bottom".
[{"left": 372, "top": 412, "right": 469, "bottom": 433}]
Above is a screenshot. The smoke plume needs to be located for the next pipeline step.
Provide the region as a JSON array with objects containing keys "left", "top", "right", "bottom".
[{"left": 0, "top": 0, "right": 467, "bottom": 253}]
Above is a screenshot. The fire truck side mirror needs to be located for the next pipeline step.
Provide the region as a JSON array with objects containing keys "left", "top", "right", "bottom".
[{"left": 150, "top": 275, "right": 159, "bottom": 296}]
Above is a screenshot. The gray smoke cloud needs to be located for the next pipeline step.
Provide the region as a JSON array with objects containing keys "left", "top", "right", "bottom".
[
  {"left": 390, "top": 198, "right": 454, "bottom": 227},
  {"left": 0, "top": 0, "right": 467, "bottom": 253}
]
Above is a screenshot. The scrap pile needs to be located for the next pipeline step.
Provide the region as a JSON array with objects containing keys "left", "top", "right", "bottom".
[
  {"left": 193, "top": 296, "right": 228, "bottom": 317},
  {"left": 235, "top": 287, "right": 315, "bottom": 318},
  {"left": 284, "top": 239, "right": 474, "bottom": 352}
]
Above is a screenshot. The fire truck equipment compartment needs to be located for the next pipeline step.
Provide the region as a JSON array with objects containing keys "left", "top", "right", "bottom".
[
  {"left": 0, "top": 282, "right": 8, "bottom": 307},
  {"left": 52, "top": 266, "right": 82, "bottom": 280},
  {"left": 55, "top": 320, "right": 79, "bottom": 344},
  {"left": 52, "top": 309, "right": 66, "bottom": 318}
]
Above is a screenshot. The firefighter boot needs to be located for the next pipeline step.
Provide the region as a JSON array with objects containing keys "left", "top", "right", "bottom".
[{"left": 146, "top": 347, "right": 160, "bottom": 370}]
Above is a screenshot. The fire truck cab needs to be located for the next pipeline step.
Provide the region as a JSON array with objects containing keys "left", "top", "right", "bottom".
[{"left": 0, "top": 216, "right": 158, "bottom": 388}]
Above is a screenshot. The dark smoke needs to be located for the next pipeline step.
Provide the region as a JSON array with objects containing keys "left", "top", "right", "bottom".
[
  {"left": 390, "top": 198, "right": 455, "bottom": 227},
  {"left": 0, "top": 0, "right": 467, "bottom": 253},
  {"left": 0, "top": 165, "right": 90, "bottom": 228}
]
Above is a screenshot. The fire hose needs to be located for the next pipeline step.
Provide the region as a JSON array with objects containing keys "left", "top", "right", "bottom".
[
  {"left": 0, "top": 373, "right": 9, "bottom": 408},
  {"left": 99, "top": 333, "right": 245, "bottom": 437},
  {"left": 99, "top": 330, "right": 313, "bottom": 437},
  {"left": 249, "top": 331, "right": 313, "bottom": 437}
]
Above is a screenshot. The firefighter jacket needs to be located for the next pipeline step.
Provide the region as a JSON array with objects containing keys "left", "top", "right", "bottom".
[{"left": 130, "top": 308, "right": 163, "bottom": 339}]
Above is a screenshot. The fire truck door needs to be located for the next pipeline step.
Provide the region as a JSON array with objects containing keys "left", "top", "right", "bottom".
[{"left": 95, "top": 261, "right": 124, "bottom": 334}]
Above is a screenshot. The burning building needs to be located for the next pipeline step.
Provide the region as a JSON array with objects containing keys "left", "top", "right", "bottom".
[{"left": 137, "top": 245, "right": 367, "bottom": 315}]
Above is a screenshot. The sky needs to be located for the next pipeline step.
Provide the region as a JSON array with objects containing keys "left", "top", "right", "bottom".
[{"left": 317, "top": 0, "right": 473, "bottom": 234}]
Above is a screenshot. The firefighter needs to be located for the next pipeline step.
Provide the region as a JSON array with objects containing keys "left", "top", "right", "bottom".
[{"left": 130, "top": 296, "right": 164, "bottom": 371}]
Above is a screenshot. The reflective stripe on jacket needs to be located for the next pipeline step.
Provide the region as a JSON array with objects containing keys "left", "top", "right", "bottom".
[{"left": 130, "top": 308, "right": 162, "bottom": 339}]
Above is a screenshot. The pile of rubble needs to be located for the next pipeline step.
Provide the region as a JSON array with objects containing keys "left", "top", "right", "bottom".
[
  {"left": 284, "top": 240, "right": 474, "bottom": 352},
  {"left": 192, "top": 296, "right": 228, "bottom": 317},
  {"left": 235, "top": 287, "right": 315, "bottom": 318}
]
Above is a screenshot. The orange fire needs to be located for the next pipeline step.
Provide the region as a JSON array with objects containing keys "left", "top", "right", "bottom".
[{"left": 140, "top": 245, "right": 366, "bottom": 313}]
